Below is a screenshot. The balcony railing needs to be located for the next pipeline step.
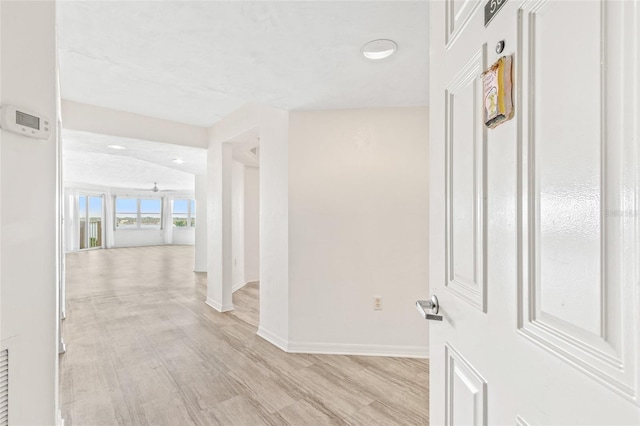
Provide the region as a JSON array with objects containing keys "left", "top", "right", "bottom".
[{"left": 79, "top": 221, "right": 102, "bottom": 249}]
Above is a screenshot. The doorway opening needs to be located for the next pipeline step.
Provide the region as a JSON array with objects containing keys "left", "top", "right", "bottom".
[
  {"left": 229, "top": 131, "right": 261, "bottom": 323},
  {"left": 78, "top": 194, "right": 104, "bottom": 250}
]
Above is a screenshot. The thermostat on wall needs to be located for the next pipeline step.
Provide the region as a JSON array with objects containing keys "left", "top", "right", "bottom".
[{"left": 0, "top": 104, "right": 51, "bottom": 140}]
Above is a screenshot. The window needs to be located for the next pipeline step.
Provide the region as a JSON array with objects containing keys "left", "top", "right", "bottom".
[
  {"left": 115, "top": 197, "right": 162, "bottom": 229},
  {"left": 172, "top": 199, "right": 196, "bottom": 228},
  {"left": 140, "top": 199, "right": 162, "bottom": 228},
  {"left": 115, "top": 198, "right": 137, "bottom": 229}
]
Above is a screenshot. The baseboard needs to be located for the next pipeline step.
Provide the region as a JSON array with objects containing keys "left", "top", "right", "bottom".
[
  {"left": 256, "top": 327, "right": 428, "bottom": 358},
  {"left": 232, "top": 281, "right": 247, "bottom": 293},
  {"left": 257, "top": 326, "right": 289, "bottom": 352},
  {"left": 56, "top": 409, "right": 65, "bottom": 426},
  {"left": 194, "top": 260, "right": 207, "bottom": 272},
  {"left": 232, "top": 280, "right": 259, "bottom": 293},
  {"left": 286, "top": 341, "right": 429, "bottom": 358},
  {"left": 205, "top": 297, "right": 234, "bottom": 312}
]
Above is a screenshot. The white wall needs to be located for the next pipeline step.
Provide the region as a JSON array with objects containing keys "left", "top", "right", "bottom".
[
  {"left": 244, "top": 166, "right": 260, "bottom": 283},
  {"left": 194, "top": 174, "right": 208, "bottom": 271},
  {"left": 171, "top": 228, "right": 195, "bottom": 245},
  {"left": 207, "top": 105, "right": 427, "bottom": 357},
  {"left": 231, "top": 160, "right": 245, "bottom": 290},
  {"left": 113, "top": 229, "right": 166, "bottom": 247},
  {"left": 0, "top": 1, "right": 59, "bottom": 423},
  {"left": 256, "top": 107, "right": 289, "bottom": 346},
  {"left": 230, "top": 162, "right": 259, "bottom": 291},
  {"left": 207, "top": 138, "right": 234, "bottom": 311},
  {"left": 0, "top": 0, "right": 3, "bottom": 351},
  {"left": 287, "top": 107, "right": 429, "bottom": 357},
  {"left": 62, "top": 100, "right": 208, "bottom": 149},
  {"left": 206, "top": 103, "right": 289, "bottom": 345}
]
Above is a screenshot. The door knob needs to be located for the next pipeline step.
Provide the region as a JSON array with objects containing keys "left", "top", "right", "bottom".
[{"left": 416, "top": 295, "right": 443, "bottom": 321}]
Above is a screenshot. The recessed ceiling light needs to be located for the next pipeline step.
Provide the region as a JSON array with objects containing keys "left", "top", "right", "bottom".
[
  {"left": 172, "top": 158, "right": 185, "bottom": 164},
  {"left": 107, "top": 144, "right": 126, "bottom": 150},
  {"left": 361, "top": 39, "right": 398, "bottom": 60}
]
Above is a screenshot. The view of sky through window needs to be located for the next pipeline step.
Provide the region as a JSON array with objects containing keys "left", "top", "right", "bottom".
[
  {"left": 140, "top": 199, "right": 161, "bottom": 214},
  {"left": 89, "top": 197, "right": 102, "bottom": 217},
  {"left": 116, "top": 197, "right": 137, "bottom": 213},
  {"left": 173, "top": 199, "right": 188, "bottom": 215}
]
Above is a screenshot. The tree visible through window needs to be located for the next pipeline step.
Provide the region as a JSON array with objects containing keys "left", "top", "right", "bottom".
[
  {"left": 173, "top": 199, "right": 196, "bottom": 228},
  {"left": 115, "top": 197, "right": 162, "bottom": 229},
  {"left": 140, "top": 199, "right": 161, "bottom": 228},
  {"left": 115, "top": 198, "right": 137, "bottom": 228}
]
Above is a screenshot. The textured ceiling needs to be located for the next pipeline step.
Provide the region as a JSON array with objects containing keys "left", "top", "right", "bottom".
[
  {"left": 63, "top": 130, "right": 206, "bottom": 191},
  {"left": 57, "top": 1, "right": 430, "bottom": 127}
]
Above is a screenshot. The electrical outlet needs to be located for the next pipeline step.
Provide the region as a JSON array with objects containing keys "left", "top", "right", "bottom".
[{"left": 373, "top": 296, "right": 383, "bottom": 310}]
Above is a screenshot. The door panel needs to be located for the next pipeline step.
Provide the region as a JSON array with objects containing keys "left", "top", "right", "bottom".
[
  {"left": 445, "top": 46, "right": 487, "bottom": 312},
  {"left": 532, "top": 0, "right": 602, "bottom": 334},
  {"left": 446, "top": 0, "right": 483, "bottom": 47},
  {"left": 518, "top": 0, "right": 639, "bottom": 401},
  {"left": 429, "top": 0, "right": 640, "bottom": 424},
  {"left": 445, "top": 344, "right": 487, "bottom": 426}
]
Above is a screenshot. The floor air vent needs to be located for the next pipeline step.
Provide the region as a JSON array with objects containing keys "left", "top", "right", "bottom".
[{"left": 0, "top": 349, "right": 7, "bottom": 426}]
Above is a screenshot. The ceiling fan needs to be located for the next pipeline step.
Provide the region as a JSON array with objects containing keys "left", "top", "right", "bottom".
[{"left": 133, "top": 182, "right": 175, "bottom": 193}]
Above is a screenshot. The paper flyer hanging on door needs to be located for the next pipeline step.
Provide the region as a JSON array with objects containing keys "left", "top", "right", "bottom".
[{"left": 482, "top": 55, "right": 514, "bottom": 128}]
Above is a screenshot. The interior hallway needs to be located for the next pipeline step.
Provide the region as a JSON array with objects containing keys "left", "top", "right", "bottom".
[{"left": 60, "top": 246, "right": 429, "bottom": 425}]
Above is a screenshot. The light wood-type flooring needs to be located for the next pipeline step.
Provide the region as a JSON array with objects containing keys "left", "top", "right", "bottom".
[{"left": 61, "top": 245, "right": 429, "bottom": 425}]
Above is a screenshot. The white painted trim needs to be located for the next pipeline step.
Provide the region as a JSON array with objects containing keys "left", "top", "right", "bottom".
[
  {"left": 286, "top": 341, "right": 429, "bottom": 359},
  {"left": 445, "top": 343, "right": 487, "bottom": 425},
  {"left": 232, "top": 280, "right": 246, "bottom": 293},
  {"left": 445, "top": 0, "right": 483, "bottom": 49},
  {"left": 444, "top": 44, "right": 487, "bottom": 313},
  {"left": 257, "top": 327, "right": 428, "bottom": 358},
  {"left": 56, "top": 409, "right": 65, "bottom": 426},
  {"left": 232, "top": 280, "right": 258, "bottom": 293},
  {"left": 205, "top": 297, "right": 234, "bottom": 313},
  {"left": 193, "top": 267, "right": 207, "bottom": 273},
  {"left": 257, "top": 326, "right": 289, "bottom": 352}
]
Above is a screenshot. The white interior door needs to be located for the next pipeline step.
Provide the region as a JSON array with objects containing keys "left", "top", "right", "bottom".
[{"left": 428, "top": 1, "right": 640, "bottom": 424}]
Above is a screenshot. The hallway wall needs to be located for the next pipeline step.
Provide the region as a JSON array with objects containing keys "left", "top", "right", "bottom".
[
  {"left": 231, "top": 162, "right": 260, "bottom": 292},
  {"left": 0, "top": 2, "right": 59, "bottom": 423},
  {"left": 244, "top": 166, "right": 260, "bottom": 283},
  {"left": 231, "top": 160, "right": 245, "bottom": 290},
  {"left": 288, "top": 107, "right": 430, "bottom": 356},
  {"left": 194, "top": 174, "right": 208, "bottom": 271},
  {"left": 207, "top": 103, "right": 290, "bottom": 343}
]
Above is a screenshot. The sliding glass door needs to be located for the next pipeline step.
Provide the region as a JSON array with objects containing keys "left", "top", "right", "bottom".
[{"left": 79, "top": 194, "right": 104, "bottom": 249}]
